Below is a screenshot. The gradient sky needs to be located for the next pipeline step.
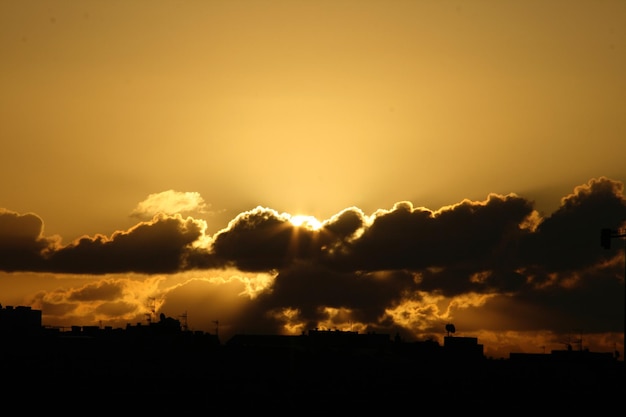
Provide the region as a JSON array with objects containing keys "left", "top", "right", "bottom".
[{"left": 1, "top": 0, "right": 625, "bottom": 360}]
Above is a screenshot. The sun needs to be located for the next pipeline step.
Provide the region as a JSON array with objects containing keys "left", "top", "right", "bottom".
[{"left": 289, "top": 214, "right": 323, "bottom": 231}]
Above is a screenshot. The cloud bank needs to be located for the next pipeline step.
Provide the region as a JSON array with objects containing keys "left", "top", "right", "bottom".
[{"left": 1, "top": 177, "right": 624, "bottom": 357}]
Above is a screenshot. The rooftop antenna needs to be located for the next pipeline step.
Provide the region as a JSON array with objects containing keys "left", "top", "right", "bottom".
[
  {"left": 573, "top": 328, "right": 583, "bottom": 352},
  {"left": 178, "top": 311, "right": 188, "bottom": 332},
  {"left": 146, "top": 297, "right": 156, "bottom": 324},
  {"left": 445, "top": 323, "right": 456, "bottom": 337},
  {"left": 213, "top": 320, "right": 219, "bottom": 337}
]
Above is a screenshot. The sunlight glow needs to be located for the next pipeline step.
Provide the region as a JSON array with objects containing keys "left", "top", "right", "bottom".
[
  {"left": 289, "top": 214, "right": 323, "bottom": 231},
  {"left": 236, "top": 271, "right": 278, "bottom": 298},
  {"left": 270, "top": 307, "right": 306, "bottom": 334},
  {"left": 385, "top": 292, "right": 447, "bottom": 331}
]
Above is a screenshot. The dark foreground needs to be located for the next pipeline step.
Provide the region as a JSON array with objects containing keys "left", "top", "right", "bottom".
[{"left": 1, "top": 336, "right": 623, "bottom": 414}]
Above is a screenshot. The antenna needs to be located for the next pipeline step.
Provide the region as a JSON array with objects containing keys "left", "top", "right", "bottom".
[
  {"left": 572, "top": 328, "right": 583, "bottom": 351},
  {"left": 179, "top": 311, "right": 188, "bottom": 332},
  {"left": 445, "top": 323, "right": 456, "bottom": 337},
  {"left": 146, "top": 297, "right": 156, "bottom": 324},
  {"left": 213, "top": 320, "right": 219, "bottom": 337}
]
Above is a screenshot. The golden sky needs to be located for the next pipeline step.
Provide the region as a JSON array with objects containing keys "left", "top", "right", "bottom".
[{"left": 1, "top": 0, "right": 625, "bottom": 360}]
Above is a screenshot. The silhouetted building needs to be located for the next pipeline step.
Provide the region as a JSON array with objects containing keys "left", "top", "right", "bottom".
[
  {"left": 226, "top": 329, "right": 392, "bottom": 354},
  {"left": 307, "top": 328, "right": 391, "bottom": 351},
  {"left": 443, "top": 335, "right": 484, "bottom": 360},
  {"left": 510, "top": 348, "right": 617, "bottom": 363},
  {"left": 0, "top": 304, "right": 42, "bottom": 335},
  {"left": 226, "top": 333, "right": 305, "bottom": 349}
]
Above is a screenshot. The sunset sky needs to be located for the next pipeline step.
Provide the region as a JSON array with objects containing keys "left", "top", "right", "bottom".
[{"left": 1, "top": 0, "right": 625, "bottom": 360}]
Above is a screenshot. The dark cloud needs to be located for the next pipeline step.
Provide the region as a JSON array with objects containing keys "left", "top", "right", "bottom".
[
  {"left": 93, "top": 301, "right": 138, "bottom": 318},
  {"left": 416, "top": 266, "right": 528, "bottom": 298},
  {"left": 209, "top": 206, "right": 324, "bottom": 271},
  {"left": 66, "top": 280, "right": 124, "bottom": 302},
  {"left": 1, "top": 177, "right": 624, "bottom": 343},
  {"left": 249, "top": 262, "right": 416, "bottom": 328},
  {"left": 519, "top": 177, "right": 626, "bottom": 272},
  {"left": 37, "top": 298, "right": 77, "bottom": 318},
  {"left": 212, "top": 177, "right": 625, "bottom": 340},
  {"left": 491, "top": 261, "right": 625, "bottom": 336},
  {"left": 322, "top": 206, "right": 367, "bottom": 239},
  {"left": 0, "top": 213, "right": 208, "bottom": 274},
  {"left": 0, "top": 209, "right": 58, "bottom": 271},
  {"left": 4, "top": 178, "right": 622, "bottom": 280},
  {"left": 323, "top": 194, "right": 536, "bottom": 272}
]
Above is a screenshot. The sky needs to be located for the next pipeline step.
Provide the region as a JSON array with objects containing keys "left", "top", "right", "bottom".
[{"left": 1, "top": 0, "right": 625, "bottom": 360}]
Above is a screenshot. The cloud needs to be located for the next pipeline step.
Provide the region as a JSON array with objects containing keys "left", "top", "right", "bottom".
[
  {"left": 130, "top": 190, "right": 209, "bottom": 218},
  {"left": 519, "top": 177, "right": 626, "bottom": 272},
  {"left": 0, "top": 209, "right": 60, "bottom": 271},
  {"left": 209, "top": 206, "right": 325, "bottom": 271},
  {"left": 66, "top": 280, "right": 124, "bottom": 302},
  {"left": 1, "top": 177, "right": 624, "bottom": 353},
  {"left": 29, "top": 275, "right": 167, "bottom": 327},
  {"left": 321, "top": 195, "right": 537, "bottom": 273},
  {"left": 203, "top": 177, "right": 625, "bottom": 342},
  {"left": 0, "top": 213, "right": 212, "bottom": 274},
  {"left": 233, "top": 261, "right": 418, "bottom": 334}
]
